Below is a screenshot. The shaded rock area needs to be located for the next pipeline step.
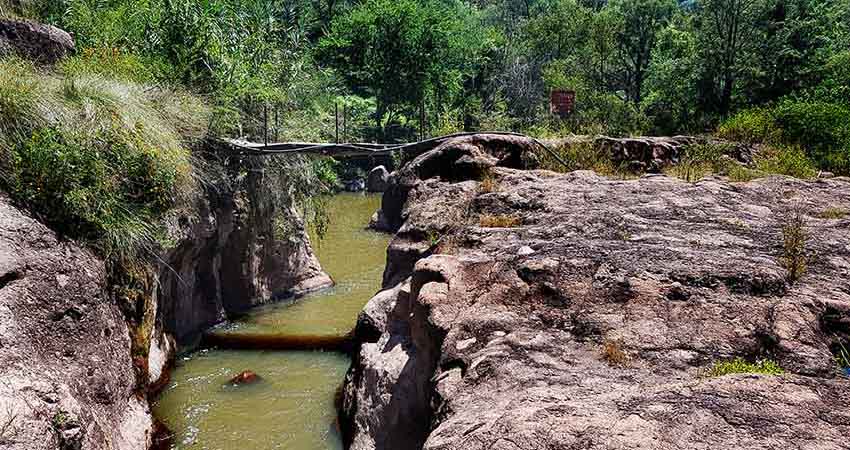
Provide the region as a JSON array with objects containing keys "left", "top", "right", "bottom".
[
  {"left": 157, "top": 151, "right": 333, "bottom": 349},
  {"left": 343, "top": 134, "right": 850, "bottom": 450},
  {"left": 367, "top": 166, "right": 390, "bottom": 193},
  {"left": 0, "top": 196, "right": 151, "bottom": 450},
  {"left": 0, "top": 18, "right": 75, "bottom": 64}
]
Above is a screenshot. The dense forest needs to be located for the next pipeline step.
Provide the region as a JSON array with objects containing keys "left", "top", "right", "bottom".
[
  {"left": 0, "top": 0, "right": 848, "bottom": 259},
  {"left": 3, "top": 0, "right": 848, "bottom": 141}
]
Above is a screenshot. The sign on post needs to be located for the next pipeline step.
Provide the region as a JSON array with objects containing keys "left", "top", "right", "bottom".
[{"left": 550, "top": 89, "right": 576, "bottom": 119}]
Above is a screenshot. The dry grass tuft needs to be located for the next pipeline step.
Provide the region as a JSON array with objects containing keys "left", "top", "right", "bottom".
[
  {"left": 780, "top": 205, "right": 808, "bottom": 283},
  {"left": 601, "top": 340, "right": 630, "bottom": 366},
  {"left": 479, "top": 172, "right": 500, "bottom": 193},
  {"left": 479, "top": 214, "right": 521, "bottom": 228},
  {"left": 817, "top": 206, "right": 848, "bottom": 220}
]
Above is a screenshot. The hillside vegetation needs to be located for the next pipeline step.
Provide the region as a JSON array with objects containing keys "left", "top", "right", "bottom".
[
  {"left": 0, "top": 0, "right": 848, "bottom": 248},
  {"left": 0, "top": 56, "right": 208, "bottom": 259}
]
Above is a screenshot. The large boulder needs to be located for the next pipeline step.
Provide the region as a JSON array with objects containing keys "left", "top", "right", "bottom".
[
  {"left": 374, "top": 133, "right": 540, "bottom": 232},
  {"left": 343, "top": 140, "right": 850, "bottom": 450},
  {"left": 366, "top": 166, "right": 390, "bottom": 193},
  {"left": 0, "top": 196, "right": 151, "bottom": 450},
  {"left": 0, "top": 18, "right": 75, "bottom": 64}
]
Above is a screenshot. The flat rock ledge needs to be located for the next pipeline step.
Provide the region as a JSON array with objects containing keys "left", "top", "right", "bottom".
[{"left": 342, "top": 134, "right": 850, "bottom": 450}]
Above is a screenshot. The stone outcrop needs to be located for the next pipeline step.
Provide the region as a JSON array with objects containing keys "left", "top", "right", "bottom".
[
  {"left": 343, "top": 134, "right": 850, "bottom": 450},
  {"left": 367, "top": 166, "right": 390, "bottom": 193},
  {"left": 0, "top": 18, "right": 75, "bottom": 64},
  {"left": 0, "top": 196, "right": 151, "bottom": 450}
]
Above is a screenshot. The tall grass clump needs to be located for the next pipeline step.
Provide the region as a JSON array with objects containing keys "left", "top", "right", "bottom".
[
  {"left": 0, "top": 56, "right": 209, "bottom": 260},
  {"left": 668, "top": 142, "right": 730, "bottom": 182}
]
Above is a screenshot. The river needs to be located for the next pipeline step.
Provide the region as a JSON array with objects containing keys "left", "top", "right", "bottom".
[{"left": 152, "top": 193, "right": 388, "bottom": 450}]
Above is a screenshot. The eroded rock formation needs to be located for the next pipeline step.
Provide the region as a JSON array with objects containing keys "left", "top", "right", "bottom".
[
  {"left": 156, "top": 152, "right": 332, "bottom": 349},
  {"left": 0, "top": 148, "right": 332, "bottom": 449},
  {"left": 343, "top": 134, "right": 850, "bottom": 449}
]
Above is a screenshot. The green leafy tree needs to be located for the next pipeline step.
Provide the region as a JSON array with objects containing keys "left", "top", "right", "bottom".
[
  {"left": 609, "top": 0, "right": 677, "bottom": 104},
  {"left": 317, "top": 0, "right": 471, "bottom": 139},
  {"left": 643, "top": 14, "right": 700, "bottom": 132},
  {"left": 696, "top": 0, "right": 766, "bottom": 116}
]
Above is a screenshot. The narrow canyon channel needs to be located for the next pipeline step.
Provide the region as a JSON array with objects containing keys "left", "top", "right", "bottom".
[{"left": 152, "top": 193, "right": 388, "bottom": 449}]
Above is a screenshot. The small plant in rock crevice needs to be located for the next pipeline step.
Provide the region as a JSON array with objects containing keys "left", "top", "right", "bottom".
[
  {"left": 780, "top": 206, "right": 808, "bottom": 283},
  {"left": 834, "top": 341, "right": 850, "bottom": 375},
  {"left": 705, "top": 357, "right": 784, "bottom": 377},
  {"left": 51, "top": 410, "right": 76, "bottom": 430},
  {"left": 426, "top": 230, "right": 441, "bottom": 248}
]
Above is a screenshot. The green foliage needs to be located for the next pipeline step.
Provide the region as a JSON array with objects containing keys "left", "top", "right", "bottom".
[
  {"left": 317, "top": 0, "right": 479, "bottom": 139},
  {"left": 667, "top": 142, "right": 729, "bottom": 182},
  {"left": 835, "top": 341, "right": 850, "bottom": 371},
  {"left": 542, "top": 62, "right": 649, "bottom": 136},
  {"left": 706, "top": 358, "right": 785, "bottom": 377},
  {"left": 754, "top": 145, "right": 818, "bottom": 180},
  {"left": 0, "top": 57, "right": 205, "bottom": 259},
  {"left": 771, "top": 100, "right": 850, "bottom": 174},
  {"left": 717, "top": 108, "right": 778, "bottom": 144},
  {"left": 818, "top": 207, "right": 848, "bottom": 220},
  {"left": 719, "top": 99, "right": 849, "bottom": 175}
]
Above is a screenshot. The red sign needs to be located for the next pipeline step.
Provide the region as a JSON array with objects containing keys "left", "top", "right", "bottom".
[{"left": 550, "top": 89, "right": 576, "bottom": 118}]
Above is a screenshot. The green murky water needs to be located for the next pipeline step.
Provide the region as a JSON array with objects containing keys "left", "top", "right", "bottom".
[{"left": 153, "top": 193, "right": 388, "bottom": 450}]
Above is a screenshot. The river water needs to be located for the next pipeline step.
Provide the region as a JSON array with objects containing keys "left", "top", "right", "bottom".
[{"left": 152, "top": 193, "right": 388, "bottom": 450}]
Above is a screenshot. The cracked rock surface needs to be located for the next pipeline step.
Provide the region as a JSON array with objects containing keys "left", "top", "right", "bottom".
[
  {"left": 342, "top": 134, "right": 850, "bottom": 450},
  {"left": 0, "top": 196, "right": 150, "bottom": 450}
]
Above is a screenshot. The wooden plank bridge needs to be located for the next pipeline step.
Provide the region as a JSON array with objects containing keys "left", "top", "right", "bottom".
[{"left": 217, "top": 131, "right": 569, "bottom": 167}]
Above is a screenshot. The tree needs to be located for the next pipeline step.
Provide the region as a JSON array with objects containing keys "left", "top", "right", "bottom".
[
  {"left": 696, "top": 0, "right": 765, "bottom": 117},
  {"left": 317, "top": 0, "right": 471, "bottom": 139},
  {"left": 642, "top": 14, "right": 700, "bottom": 132},
  {"left": 608, "top": 0, "right": 677, "bottom": 104}
]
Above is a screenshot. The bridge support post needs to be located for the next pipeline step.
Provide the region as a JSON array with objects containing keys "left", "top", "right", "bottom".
[{"left": 263, "top": 103, "right": 268, "bottom": 147}]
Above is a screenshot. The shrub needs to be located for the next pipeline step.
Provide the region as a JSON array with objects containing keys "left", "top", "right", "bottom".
[
  {"left": 479, "top": 214, "right": 521, "bottom": 228},
  {"left": 705, "top": 358, "right": 784, "bottom": 377},
  {"left": 717, "top": 108, "right": 777, "bottom": 144},
  {"left": 754, "top": 145, "right": 818, "bottom": 179},
  {"left": 772, "top": 100, "right": 850, "bottom": 173},
  {"left": 718, "top": 99, "right": 850, "bottom": 175}
]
